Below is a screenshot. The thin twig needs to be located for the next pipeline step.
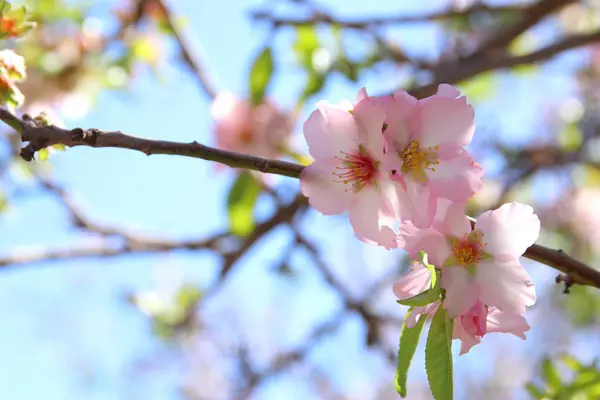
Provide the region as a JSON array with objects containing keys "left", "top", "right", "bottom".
[
  {"left": 155, "top": 0, "right": 218, "bottom": 100},
  {"left": 251, "top": 4, "right": 524, "bottom": 29},
  {"left": 408, "top": 29, "right": 600, "bottom": 99},
  {"left": 468, "top": 0, "right": 574, "bottom": 57}
]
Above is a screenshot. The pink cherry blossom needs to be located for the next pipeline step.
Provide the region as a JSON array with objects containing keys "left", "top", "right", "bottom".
[
  {"left": 398, "top": 200, "right": 539, "bottom": 318},
  {"left": 301, "top": 92, "right": 406, "bottom": 249},
  {"left": 381, "top": 84, "right": 483, "bottom": 224},
  {"left": 454, "top": 301, "right": 530, "bottom": 355},
  {"left": 211, "top": 92, "right": 292, "bottom": 160}
]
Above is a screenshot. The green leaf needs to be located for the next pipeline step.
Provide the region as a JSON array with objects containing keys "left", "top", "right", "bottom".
[
  {"left": 336, "top": 58, "right": 359, "bottom": 82},
  {"left": 425, "top": 306, "right": 453, "bottom": 400},
  {"left": 249, "top": 47, "right": 274, "bottom": 105},
  {"left": 293, "top": 24, "right": 319, "bottom": 69},
  {"left": 299, "top": 69, "right": 326, "bottom": 106},
  {"left": 542, "top": 357, "right": 562, "bottom": 391},
  {"left": 227, "top": 171, "right": 262, "bottom": 237},
  {"left": 525, "top": 383, "right": 546, "bottom": 399},
  {"left": 418, "top": 250, "right": 437, "bottom": 288},
  {"left": 396, "top": 285, "right": 440, "bottom": 307},
  {"left": 37, "top": 148, "right": 49, "bottom": 161},
  {"left": 396, "top": 307, "right": 427, "bottom": 397},
  {"left": 557, "top": 123, "right": 582, "bottom": 152},
  {"left": 175, "top": 284, "right": 203, "bottom": 312},
  {"left": 560, "top": 354, "right": 584, "bottom": 372}
]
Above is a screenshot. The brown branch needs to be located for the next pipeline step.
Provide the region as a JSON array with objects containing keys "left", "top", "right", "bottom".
[
  {"left": 155, "top": 0, "right": 218, "bottom": 100},
  {"left": 235, "top": 312, "right": 344, "bottom": 400},
  {"left": 3, "top": 99, "right": 599, "bottom": 291},
  {"left": 409, "top": 29, "right": 600, "bottom": 99},
  {"left": 0, "top": 233, "right": 226, "bottom": 268},
  {"left": 251, "top": 4, "right": 524, "bottom": 29},
  {"left": 469, "top": 0, "right": 574, "bottom": 57},
  {"left": 8, "top": 110, "right": 303, "bottom": 178}
]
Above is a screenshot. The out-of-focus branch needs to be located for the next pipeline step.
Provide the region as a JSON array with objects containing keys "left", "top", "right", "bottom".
[
  {"left": 251, "top": 4, "right": 524, "bottom": 29},
  {"left": 235, "top": 312, "right": 344, "bottom": 400},
  {"left": 0, "top": 232, "right": 226, "bottom": 268},
  {"left": 409, "top": 29, "right": 600, "bottom": 99},
  {"left": 294, "top": 231, "right": 399, "bottom": 349},
  {"left": 37, "top": 174, "right": 134, "bottom": 237},
  {"left": 468, "top": 0, "right": 574, "bottom": 57},
  {"left": 2, "top": 108, "right": 598, "bottom": 290},
  {"left": 155, "top": 0, "right": 218, "bottom": 100}
]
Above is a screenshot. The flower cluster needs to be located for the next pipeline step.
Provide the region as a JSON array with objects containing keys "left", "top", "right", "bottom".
[{"left": 301, "top": 84, "right": 540, "bottom": 354}]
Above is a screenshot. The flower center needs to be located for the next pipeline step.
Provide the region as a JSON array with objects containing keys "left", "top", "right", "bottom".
[
  {"left": 450, "top": 231, "right": 487, "bottom": 267},
  {"left": 332, "top": 145, "right": 378, "bottom": 192},
  {"left": 400, "top": 140, "right": 439, "bottom": 182},
  {"left": 239, "top": 128, "right": 254, "bottom": 144},
  {"left": 0, "top": 18, "right": 17, "bottom": 37}
]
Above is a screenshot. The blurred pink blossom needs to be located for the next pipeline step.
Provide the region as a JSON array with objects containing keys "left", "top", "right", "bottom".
[{"left": 210, "top": 92, "right": 292, "bottom": 160}]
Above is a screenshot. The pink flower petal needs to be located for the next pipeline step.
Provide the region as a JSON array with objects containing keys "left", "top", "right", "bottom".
[
  {"left": 427, "top": 146, "right": 484, "bottom": 202},
  {"left": 440, "top": 267, "right": 479, "bottom": 318},
  {"left": 397, "top": 224, "right": 451, "bottom": 266},
  {"left": 434, "top": 83, "right": 462, "bottom": 99},
  {"left": 413, "top": 96, "right": 475, "bottom": 148},
  {"left": 300, "top": 159, "right": 353, "bottom": 214},
  {"left": 396, "top": 178, "right": 437, "bottom": 228},
  {"left": 453, "top": 319, "right": 482, "bottom": 355},
  {"left": 433, "top": 198, "right": 471, "bottom": 238},
  {"left": 303, "top": 102, "right": 359, "bottom": 159},
  {"left": 348, "top": 186, "right": 398, "bottom": 249},
  {"left": 477, "top": 258, "right": 536, "bottom": 315},
  {"left": 393, "top": 262, "right": 432, "bottom": 300},
  {"left": 382, "top": 93, "right": 418, "bottom": 154},
  {"left": 406, "top": 301, "right": 440, "bottom": 329},
  {"left": 475, "top": 203, "right": 541, "bottom": 259},
  {"left": 486, "top": 308, "right": 530, "bottom": 339},
  {"left": 353, "top": 97, "right": 387, "bottom": 156},
  {"left": 356, "top": 87, "right": 369, "bottom": 103}
]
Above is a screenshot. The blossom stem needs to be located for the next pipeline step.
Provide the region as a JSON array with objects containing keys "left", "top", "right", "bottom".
[{"left": 2, "top": 107, "right": 599, "bottom": 290}]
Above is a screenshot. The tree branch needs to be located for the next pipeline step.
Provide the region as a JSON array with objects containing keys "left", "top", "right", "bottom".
[
  {"left": 409, "top": 29, "right": 600, "bottom": 99},
  {"left": 468, "top": 0, "right": 574, "bottom": 57},
  {"left": 251, "top": 4, "right": 524, "bottom": 29},
  {"left": 9, "top": 110, "right": 303, "bottom": 178},
  {"left": 3, "top": 98, "right": 599, "bottom": 291},
  {"left": 155, "top": 0, "right": 218, "bottom": 100}
]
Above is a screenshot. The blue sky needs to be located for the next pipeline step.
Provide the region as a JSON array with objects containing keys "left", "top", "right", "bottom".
[{"left": 0, "top": 0, "right": 595, "bottom": 399}]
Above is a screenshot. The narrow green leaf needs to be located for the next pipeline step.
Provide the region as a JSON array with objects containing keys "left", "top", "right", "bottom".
[
  {"left": 396, "top": 307, "right": 427, "bottom": 397},
  {"left": 293, "top": 24, "right": 319, "bottom": 68},
  {"left": 418, "top": 250, "right": 437, "bottom": 288},
  {"left": 227, "top": 172, "right": 262, "bottom": 237},
  {"left": 249, "top": 47, "right": 274, "bottom": 105},
  {"left": 396, "top": 285, "right": 440, "bottom": 307},
  {"left": 425, "top": 306, "right": 453, "bottom": 400},
  {"left": 542, "top": 357, "right": 562, "bottom": 391},
  {"left": 525, "top": 383, "right": 546, "bottom": 399},
  {"left": 560, "top": 354, "right": 584, "bottom": 372},
  {"left": 299, "top": 69, "right": 326, "bottom": 106}
]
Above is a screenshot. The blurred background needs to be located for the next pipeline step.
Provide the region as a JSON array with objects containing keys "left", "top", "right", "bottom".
[{"left": 0, "top": 0, "right": 600, "bottom": 399}]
